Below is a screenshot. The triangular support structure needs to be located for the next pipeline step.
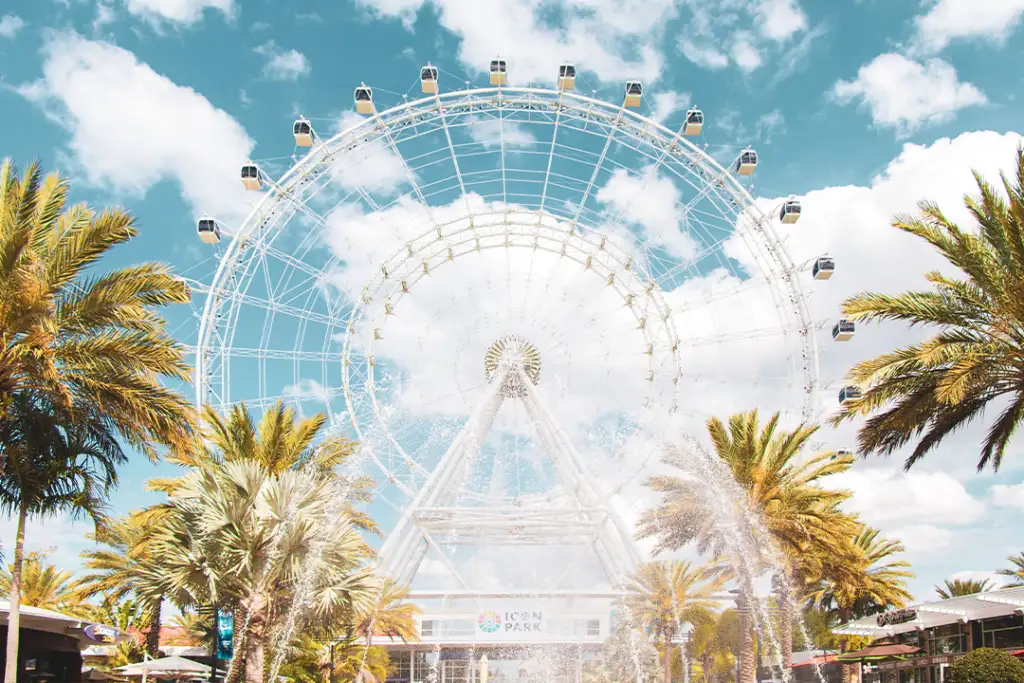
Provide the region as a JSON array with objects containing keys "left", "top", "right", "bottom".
[{"left": 378, "top": 336, "right": 642, "bottom": 593}]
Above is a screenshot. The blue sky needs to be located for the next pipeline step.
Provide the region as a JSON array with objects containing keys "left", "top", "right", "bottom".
[{"left": 2, "top": 0, "right": 1024, "bottom": 604}]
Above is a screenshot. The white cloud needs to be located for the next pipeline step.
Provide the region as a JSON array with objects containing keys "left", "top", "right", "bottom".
[
  {"left": 124, "top": 0, "right": 235, "bottom": 26},
  {"left": 0, "top": 14, "right": 25, "bottom": 38},
  {"left": 730, "top": 31, "right": 763, "bottom": 72},
  {"left": 467, "top": 117, "right": 537, "bottom": 149},
  {"left": 18, "top": 32, "right": 254, "bottom": 224},
  {"left": 888, "top": 524, "right": 955, "bottom": 555},
  {"left": 754, "top": 109, "right": 784, "bottom": 142},
  {"left": 355, "top": 0, "right": 669, "bottom": 84},
  {"left": 912, "top": 0, "right": 1024, "bottom": 54},
  {"left": 755, "top": 0, "right": 807, "bottom": 41},
  {"left": 595, "top": 166, "right": 699, "bottom": 261},
  {"left": 678, "top": 40, "right": 729, "bottom": 71},
  {"left": 650, "top": 91, "right": 691, "bottom": 124},
  {"left": 831, "top": 469, "right": 985, "bottom": 528},
  {"left": 991, "top": 482, "right": 1024, "bottom": 509},
  {"left": 0, "top": 513, "right": 95, "bottom": 574},
  {"left": 950, "top": 569, "right": 1008, "bottom": 587},
  {"left": 831, "top": 53, "right": 987, "bottom": 136},
  {"left": 255, "top": 41, "right": 311, "bottom": 81}
]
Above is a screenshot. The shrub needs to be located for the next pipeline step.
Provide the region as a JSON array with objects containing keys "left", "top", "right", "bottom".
[{"left": 948, "top": 648, "right": 1024, "bottom": 683}]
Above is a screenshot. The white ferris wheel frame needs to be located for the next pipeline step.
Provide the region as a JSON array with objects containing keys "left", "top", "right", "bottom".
[{"left": 195, "top": 86, "right": 821, "bottom": 426}]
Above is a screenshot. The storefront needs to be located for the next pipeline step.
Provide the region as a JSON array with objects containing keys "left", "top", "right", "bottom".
[
  {"left": 833, "top": 587, "right": 1024, "bottom": 683},
  {"left": 0, "top": 601, "right": 128, "bottom": 683}
]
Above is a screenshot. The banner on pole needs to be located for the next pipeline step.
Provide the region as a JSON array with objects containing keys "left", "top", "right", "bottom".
[{"left": 216, "top": 609, "right": 234, "bottom": 660}]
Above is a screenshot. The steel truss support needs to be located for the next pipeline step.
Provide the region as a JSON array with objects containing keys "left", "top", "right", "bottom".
[{"left": 377, "top": 358, "right": 642, "bottom": 591}]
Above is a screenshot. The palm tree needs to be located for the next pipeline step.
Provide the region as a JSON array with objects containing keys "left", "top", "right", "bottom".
[
  {"left": 88, "top": 595, "right": 148, "bottom": 667},
  {"left": 0, "top": 552, "right": 90, "bottom": 618},
  {"left": 0, "top": 158, "right": 195, "bottom": 462},
  {"left": 621, "top": 561, "right": 724, "bottom": 683},
  {"left": 151, "top": 459, "right": 379, "bottom": 683},
  {"left": 805, "top": 528, "right": 913, "bottom": 683},
  {"left": 352, "top": 578, "right": 420, "bottom": 646},
  {"left": 830, "top": 147, "right": 1024, "bottom": 472},
  {"left": 996, "top": 553, "right": 1024, "bottom": 587},
  {"left": 935, "top": 578, "right": 994, "bottom": 599},
  {"left": 0, "top": 395, "right": 125, "bottom": 683},
  {"left": 78, "top": 512, "right": 172, "bottom": 656},
  {"left": 805, "top": 526, "right": 914, "bottom": 623},
  {"left": 638, "top": 411, "right": 861, "bottom": 677},
  {"left": 154, "top": 401, "right": 376, "bottom": 534}
]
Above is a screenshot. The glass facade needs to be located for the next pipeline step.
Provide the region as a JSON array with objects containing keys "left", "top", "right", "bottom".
[{"left": 980, "top": 615, "right": 1024, "bottom": 650}]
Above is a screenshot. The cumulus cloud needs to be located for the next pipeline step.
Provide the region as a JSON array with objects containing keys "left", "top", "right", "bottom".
[
  {"left": 255, "top": 41, "right": 311, "bottom": 81},
  {"left": 991, "top": 482, "right": 1024, "bottom": 510},
  {"left": 354, "top": 0, "right": 811, "bottom": 84},
  {"left": 17, "top": 32, "right": 253, "bottom": 224},
  {"left": 124, "top": 0, "right": 235, "bottom": 26},
  {"left": 912, "top": 0, "right": 1024, "bottom": 54},
  {"left": 0, "top": 14, "right": 25, "bottom": 38},
  {"left": 831, "top": 53, "right": 986, "bottom": 136}
]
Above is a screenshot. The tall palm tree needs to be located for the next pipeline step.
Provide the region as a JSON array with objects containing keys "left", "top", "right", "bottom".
[
  {"left": 621, "top": 561, "right": 724, "bottom": 683},
  {"left": 0, "top": 395, "right": 125, "bottom": 683},
  {"left": 638, "top": 411, "right": 861, "bottom": 677},
  {"left": 0, "top": 552, "right": 90, "bottom": 618},
  {"left": 935, "top": 577, "right": 994, "bottom": 599},
  {"left": 805, "top": 528, "right": 913, "bottom": 683},
  {"left": 0, "top": 158, "right": 195, "bottom": 461},
  {"left": 830, "top": 147, "right": 1024, "bottom": 472},
  {"left": 78, "top": 512, "right": 172, "bottom": 656},
  {"left": 154, "top": 402, "right": 377, "bottom": 534},
  {"left": 351, "top": 578, "right": 420, "bottom": 646},
  {"left": 151, "top": 459, "right": 379, "bottom": 683},
  {"left": 0, "top": 158, "right": 195, "bottom": 683},
  {"left": 996, "top": 553, "right": 1024, "bottom": 587},
  {"left": 805, "top": 526, "right": 914, "bottom": 623}
]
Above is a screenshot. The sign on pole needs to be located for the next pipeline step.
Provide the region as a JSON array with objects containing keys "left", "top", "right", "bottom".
[{"left": 216, "top": 609, "right": 234, "bottom": 660}]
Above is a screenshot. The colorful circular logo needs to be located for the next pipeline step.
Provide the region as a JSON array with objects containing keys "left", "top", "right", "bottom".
[{"left": 477, "top": 610, "right": 502, "bottom": 633}]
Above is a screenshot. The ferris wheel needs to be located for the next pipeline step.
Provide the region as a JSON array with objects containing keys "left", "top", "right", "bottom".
[{"left": 188, "top": 61, "right": 835, "bottom": 589}]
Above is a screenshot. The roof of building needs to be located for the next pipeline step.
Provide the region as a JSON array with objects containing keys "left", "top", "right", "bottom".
[
  {"left": 0, "top": 600, "right": 129, "bottom": 645},
  {"left": 832, "top": 586, "right": 1024, "bottom": 637}
]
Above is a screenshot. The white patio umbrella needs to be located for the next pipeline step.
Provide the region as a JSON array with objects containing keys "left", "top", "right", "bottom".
[{"left": 116, "top": 656, "right": 212, "bottom": 680}]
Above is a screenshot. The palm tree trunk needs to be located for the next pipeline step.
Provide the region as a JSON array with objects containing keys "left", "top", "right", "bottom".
[
  {"left": 4, "top": 504, "right": 28, "bottom": 683},
  {"left": 243, "top": 595, "right": 268, "bottom": 683},
  {"left": 664, "top": 635, "right": 673, "bottom": 683},
  {"left": 738, "top": 602, "right": 755, "bottom": 683},
  {"left": 145, "top": 598, "right": 163, "bottom": 658},
  {"left": 775, "top": 572, "right": 793, "bottom": 674}
]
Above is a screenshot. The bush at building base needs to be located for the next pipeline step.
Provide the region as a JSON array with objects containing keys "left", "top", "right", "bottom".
[{"left": 948, "top": 648, "right": 1024, "bottom": 683}]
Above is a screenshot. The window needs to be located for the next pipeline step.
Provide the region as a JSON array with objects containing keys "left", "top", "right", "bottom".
[
  {"left": 389, "top": 652, "right": 411, "bottom": 683},
  {"left": 421, "top": 620, "right": 435, "bottom": 637},
  {"left": 981, "top": 614, "right": 1024, "bottom": 650},
  {"left": 930, "top": 624, "right": 966, "bottom": 654},
  {"left": 586, "top": 620, "right": 600, "bottom": 636}
]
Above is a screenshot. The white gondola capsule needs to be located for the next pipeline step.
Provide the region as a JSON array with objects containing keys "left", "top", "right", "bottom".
[
  {"left": 780, "top": 200, "right": 802, "bottom": 224},
  {"left": 240, "top": 163, "right": 262, "bottom": 191},
  {"left": 812, "top": 256, "right": 835, "bottom": 280},
  {"left": 832, "top": 319, "right": 855, "bottom": 342},
  {"left": 684, "top": 108, "right": 704, "bottom": 136},
  {"left": 489, "top": 59, "right": 507, "bottom": 86},
  {"left": 421, "top": 65, "right": 438, "bottom": 94},
  {"left": 735, "top": 149, "right": 758, "bottom": 176},
  {"left": 293, "top": 118, "right": 313, "bottom": 147},
  {"left": 558, "top": 63, "right": 576, "bottom": 91},
  {"left": 196, "top": 216, "right": 221, "bottom": 244},
  {"left": 839, "top": 386, "right": 861, "bottom": 406},
  {"left": 624, "top": 81, "right": 642, "bottom": 108},
  {"left": 354, "top": 85, "right": 373, "bottom": 115}
]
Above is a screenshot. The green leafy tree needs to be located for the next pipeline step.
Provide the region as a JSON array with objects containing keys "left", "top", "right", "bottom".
[
  {"left": 830, "top": 148, "right": 1024, "bottom": 472},
  {"left": 0, "top": 158, "right": 194, "bottom": 683},
  {"left": 0, "top": 551, "right": 89, "bottom": 618},
  {"left": 0, "top": 395, "right": 125, "bottom": 683},
  {"left": 79, "top": 512, "right": 173, "bottom": 656},
  {"left": 996, "top": 553, "right": 1024, "bottom": 587},
  {"left": 621, "top": 561, "right": 724, "bottom": 683},
  {"left": 935, "top": 578, "right": 994, "bottom": 599},
  {"left": 638, "top": 411, "right": 860, "bottom": 678},
  {"left": 948, "top": 647, "right": 1024, "bottom": 683}
]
